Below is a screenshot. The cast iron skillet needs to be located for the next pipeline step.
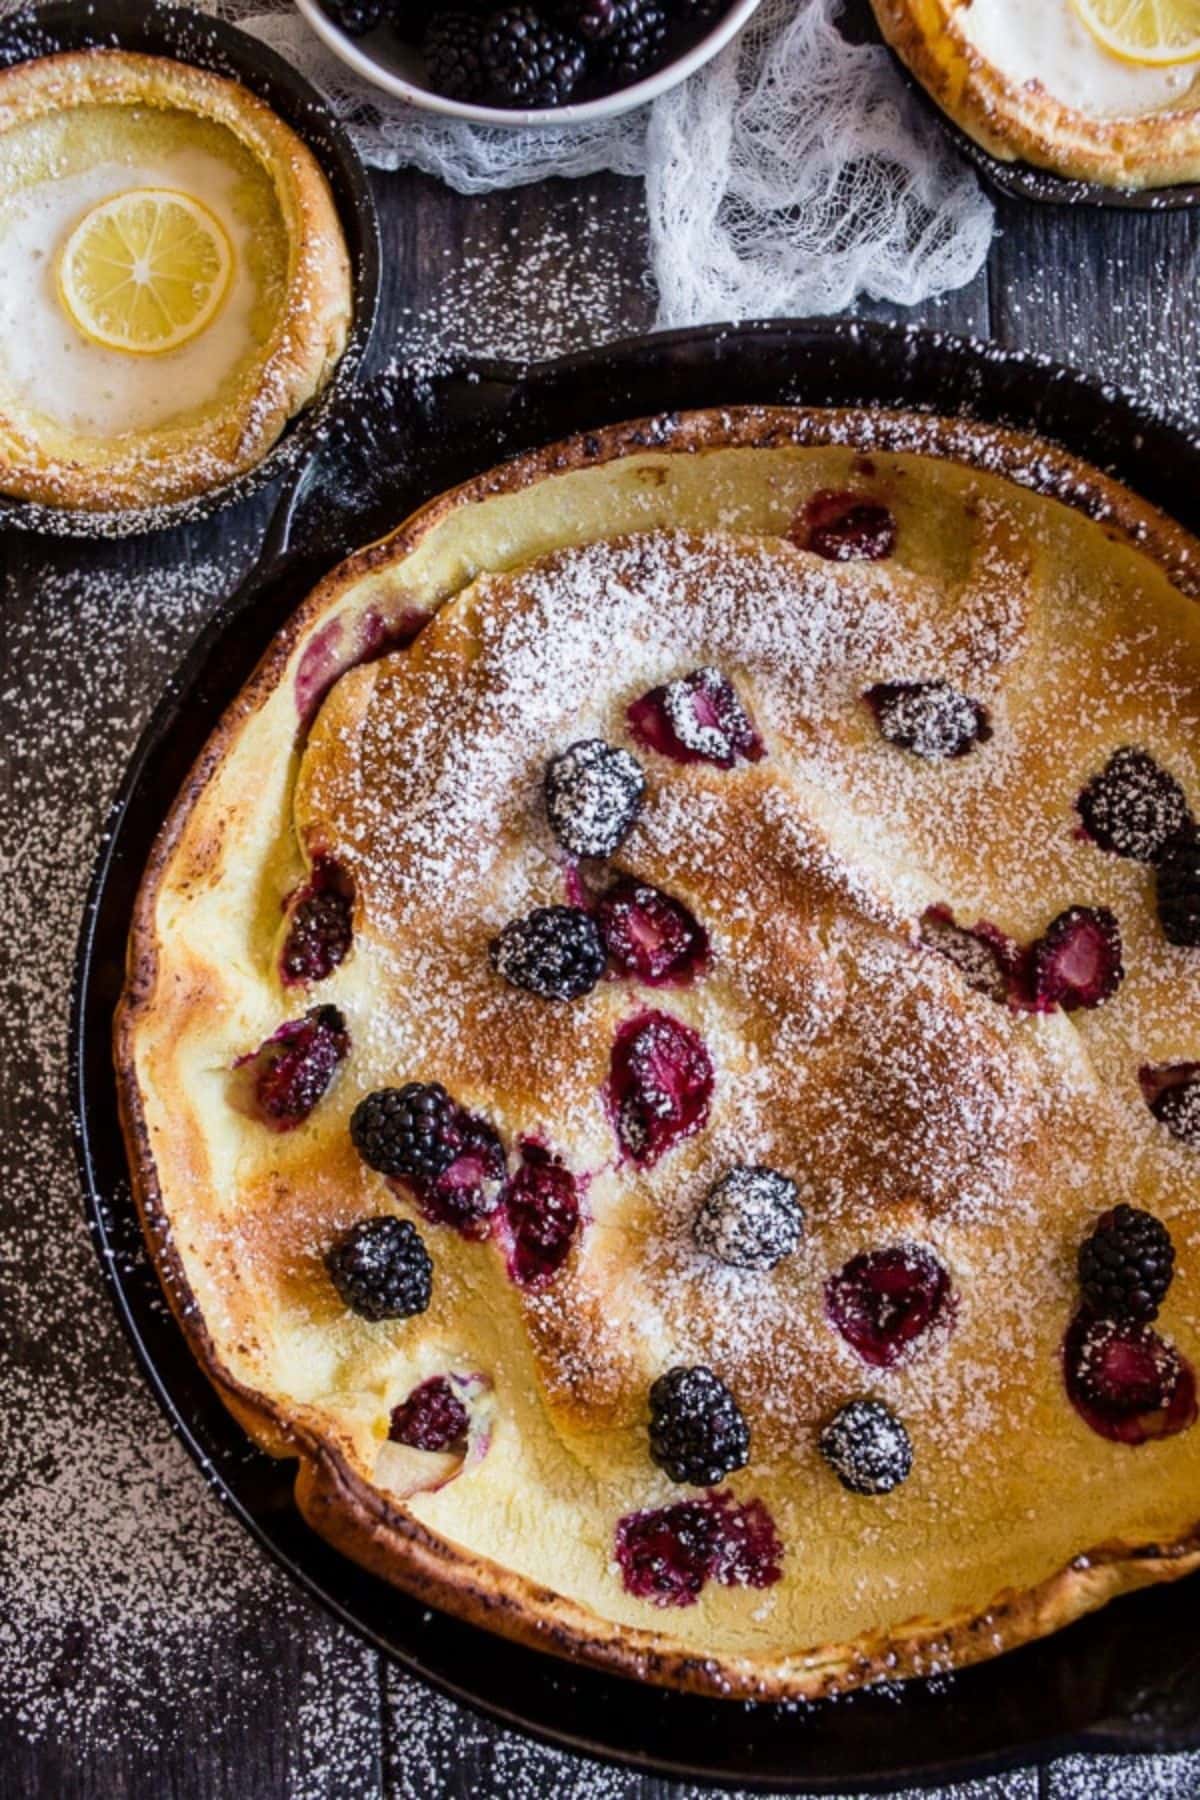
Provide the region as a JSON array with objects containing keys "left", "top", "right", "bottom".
[
  {"left": 846, "top": 0, "right": 1200, "bottom": 211},
  {"left": 0, "top": 0, "right": 380, "bottom": 538},
  {"left": 69, "top": 320, "right": 1200, "bottom": 1792}
]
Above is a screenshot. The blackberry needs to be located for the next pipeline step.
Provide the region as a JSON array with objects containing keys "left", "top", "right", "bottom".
[
  {"left": 598, "top": 0, "right": 668, "bottom": 83},
  {"left": 544, "top": 738, "right": 646, "bottom": 858},
  {"left": 614, "top": 1492, "right": 783, "bottom": 1602},
  {"left": 326, "top": 1216, "right": 433, "bottom": 1320},
  {"left": 648, "top": 1365, "right": 750, "bottom": 1486},
  {"left": 423, "top": 11, "right": 488, "bottom": 99},
  {"left": 1151, "top": 1075, "right": 1200, "bottom": 1148},
  {"left": 826, "top": 1245, "right": 952, "bottom": 1369},
  {"left": 505, "top": 1149, "right": 580, "bottom": 1286},
  {"left": 919, "top": 906, "right": 1014, "bottom": 1005},
  {"left": 386, "top": 0, "right": 443, "bottom": 43},
  {"left": 1069, "top": 1315, "right": 1184, "bottom": 1421},
  {"left": 281, "top": 886, "right": 353, "bottom": 986},
  {"left": 554, "top": 0, "right": 620, "bottom": 37},
  {"left": 609, "top": 1009, "right": 713, "bottom": 1166},
  {"left": 627, "top": 668, "right": 764, "bottom": 769},
  {"left": 819, "top": 1399, "right": 912, "bottom": 1496},
  {"left": 693, "top": 1166, "right": 803, "bottom": 1271},
  {"left": 480, "top": 6, "right": 587, "bottom": 107},
  {"left": 1077, "top": 747, "right": 1191, "bottom": 863},
  {"left": 251, "top": 1005, "right": 349, "bottom": 1132},
  {"left": 802, "top": 489, "right": 897, "bottom": 562},
  {"left": 1030, "top": 905, "right": 1124, "bottom": 1012},
  {"left": 614, "top": 1498, "right": 724, "bottom": 1604},
  {"left": 1078, "top": 1204, "right": 1175, "bottom": 1323},
  {"left": 319, "top": 0, "right": 385, "bottom": 34},
  {"left": 389, "top": 1376, "right": 469, "bottom": 1450},
  {"left": 490, "top": 904, "right": 606, "bottom": 1000},
  {"left": 661, "top": 667, "right": 759, "bottom": 767},
  {"left": 595, "top": 877, "right": 708, "bottom": 985},
  {"left": 419, "top": 1112, "right": 507, "bottom": 1234},
  {"left": 865, "top": 680, "right": 991, "bottom": 760},
  {"left": 350, "top": 1082, "right": 460, "bottom": 1180},
  {"left": 1156, "top": 827, "right": 1200, "bottom": 947}
]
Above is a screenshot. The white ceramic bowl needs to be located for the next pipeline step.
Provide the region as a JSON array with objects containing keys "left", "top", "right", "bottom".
[{"left": 294, "top": 0, "right": 762, "bottom": 126}]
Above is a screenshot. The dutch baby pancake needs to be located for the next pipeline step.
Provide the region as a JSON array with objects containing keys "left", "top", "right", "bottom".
[
  {"left": 871, "top": 0, "right": 1200, "bottom": 189},
  {"left": 0, "top": 49, "right": 352, "bottom": 512},
  {"left": 117, "top": 407, "right": 1200, "bottom": 1699}
]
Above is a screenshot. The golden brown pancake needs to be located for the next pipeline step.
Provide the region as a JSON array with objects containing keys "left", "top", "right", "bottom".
[
  {"left": 0, "top": 49, "right": 351, "bottom": 512},
  {"left": 117, "top": 407, "right": 1200, "bottom": 1699}
]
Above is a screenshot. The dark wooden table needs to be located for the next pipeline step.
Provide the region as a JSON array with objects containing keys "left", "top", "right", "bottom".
[{"left": 4, "top": 156, "right": 1200, "bottom": 1800}]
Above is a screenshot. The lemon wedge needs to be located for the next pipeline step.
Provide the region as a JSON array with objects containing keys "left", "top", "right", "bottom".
[
  {"left": 1073, "top": 0, "right": 1200, "bottom": 66},
  {"left": 57, "top": 187, "right": 234, "bottom": 356}
]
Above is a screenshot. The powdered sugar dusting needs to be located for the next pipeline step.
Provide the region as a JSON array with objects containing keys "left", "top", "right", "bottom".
[
  {"left": 1048, "top": 1753, "right": 1200, "bottom": 1798},
  {"left": 307, "top": 525, "right": 995, "bottom": 931},
  {"left": 393, "top": 191, "right": 651, "bottom": 398},
  {"left": 2, "top": 533, "right": 373, "bottom": 1779},
  {"left": 293, "top": 482, "right": 1200, "bottom": 1588},
  {"left": 384, "top": 1665, "right": 1060, "bottom": 1796}
]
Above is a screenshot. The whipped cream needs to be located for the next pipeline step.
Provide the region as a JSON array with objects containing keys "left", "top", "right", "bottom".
[
  {"left": 958, "top": 0, "right": 1198, "bottom": 118},
  {"left": 0, "top": 149, "right": 263, "bottom": 438}
]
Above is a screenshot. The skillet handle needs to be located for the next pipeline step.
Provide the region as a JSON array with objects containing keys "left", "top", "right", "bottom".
[{"left": 252, "top": 357, "right": 530, "bottom": 586}]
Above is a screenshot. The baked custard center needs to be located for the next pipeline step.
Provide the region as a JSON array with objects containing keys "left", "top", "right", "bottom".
[
  {"left": 958, "top": 0, "right": 1197, "bottom": 117},
  {"left": 0, "top": 107, "right": 288, "bottom": 437}
]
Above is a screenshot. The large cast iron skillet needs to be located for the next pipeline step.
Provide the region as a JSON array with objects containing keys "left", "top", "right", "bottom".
[{"left": 69, "top": 320, "right": 1200, "bottom": 1791}]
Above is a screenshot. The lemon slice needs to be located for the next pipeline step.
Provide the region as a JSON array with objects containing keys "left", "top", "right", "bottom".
[
  {"left": 1073, "top": 0, "right": 1200, "bottom": 66},
  {"left": 57, "top": 187, "right": 234, "bottom": 356}
]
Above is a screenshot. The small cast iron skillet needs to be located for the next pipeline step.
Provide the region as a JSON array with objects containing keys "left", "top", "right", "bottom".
[
  {"left": 0, "top": 0, "right": 381, "bottom": 539},
  {"left": 71, "top": 320, "right": 1200, "bottom": 1791}
]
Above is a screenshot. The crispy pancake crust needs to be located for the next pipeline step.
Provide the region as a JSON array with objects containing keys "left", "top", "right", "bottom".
[
  {"left": 871, "top": 0, "right": 1200, "bottom": 189},
  {"left": 0, "top": 49, "right": 351, "bottom": 511},
  {"left": 116, "top": 406, "right": 1200, "bottom": 1699}
]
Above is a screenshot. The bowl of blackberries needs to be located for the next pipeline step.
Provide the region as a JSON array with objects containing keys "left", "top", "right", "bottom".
[{"left": 297, "top": 0, "right": 763, "bottom": 122}]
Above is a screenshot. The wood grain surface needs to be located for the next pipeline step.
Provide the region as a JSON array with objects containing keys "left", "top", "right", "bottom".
[{"left": 3, "top": 152, "right": 1200, "bottom": 1800}]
